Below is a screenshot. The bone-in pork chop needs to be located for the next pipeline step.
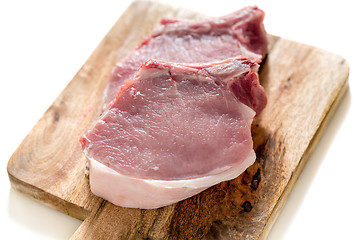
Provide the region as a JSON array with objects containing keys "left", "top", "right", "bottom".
[
  {"left": 80, "top": 57, "right": 266, "bottom": 209},
  {"left": 104, "top": 6, "right": 267, "bottom": 112}
]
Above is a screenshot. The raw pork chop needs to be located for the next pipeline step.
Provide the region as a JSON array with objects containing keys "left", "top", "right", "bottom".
[
  {"left": 104, "top": 6, "right": 267, "bottom": 111},
  {"left": 80, "top": 57, "right": 266, "bottom": 209}
]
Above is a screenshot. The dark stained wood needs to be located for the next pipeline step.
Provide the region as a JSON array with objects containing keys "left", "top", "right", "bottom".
[{"left": 7, "top": 1, "right": 349, "bottom": 239}]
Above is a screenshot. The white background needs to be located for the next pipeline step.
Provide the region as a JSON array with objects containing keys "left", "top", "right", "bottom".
[{"left": 1, "top": 0, "right": 359, "bottom": 239}]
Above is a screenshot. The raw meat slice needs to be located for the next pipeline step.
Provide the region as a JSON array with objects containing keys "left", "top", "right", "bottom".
[
  {"left": 104, "top": 6, "right": 267, "bottom": 110},
  {"left": 80, "top": 57, "right": 266, "bottom": 209}
]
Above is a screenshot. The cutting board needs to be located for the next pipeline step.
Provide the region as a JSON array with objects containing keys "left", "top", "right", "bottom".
[{"left": 7, "top": 1, "right": 349, "bottom": 239}]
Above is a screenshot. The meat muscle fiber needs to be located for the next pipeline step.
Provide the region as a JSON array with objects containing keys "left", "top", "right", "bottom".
[
  {"left": 104, "top": 6, "right": 268, "bottom": 112},
  {"left": 80, "top": 57, "right": 266, "bottom": 209}
]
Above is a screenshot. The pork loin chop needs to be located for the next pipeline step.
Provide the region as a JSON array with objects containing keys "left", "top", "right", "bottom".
[
  {"left": 104, "top": 6, "right": 267, "bottom": 112},
  {"left": 80, "top": 57, "right": 266, "bottom": 209}
]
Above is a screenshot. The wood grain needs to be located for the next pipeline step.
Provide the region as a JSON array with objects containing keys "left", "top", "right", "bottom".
[{"left": 7, "top": 1, "right": 349, "bottom": 239}]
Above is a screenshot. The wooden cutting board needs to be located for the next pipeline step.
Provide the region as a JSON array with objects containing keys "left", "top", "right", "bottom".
[{"left": 7, "top": 1, "right": 349, "bottom": 239}]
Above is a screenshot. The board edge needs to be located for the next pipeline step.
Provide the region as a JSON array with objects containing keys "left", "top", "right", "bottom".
[{"left": 258, "top": 64, "right": 350, "bottom": 239}]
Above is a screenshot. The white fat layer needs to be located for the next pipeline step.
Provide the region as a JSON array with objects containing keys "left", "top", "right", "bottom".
[{"left": 88, "top": 150, "right": 256, "bottom": 209}]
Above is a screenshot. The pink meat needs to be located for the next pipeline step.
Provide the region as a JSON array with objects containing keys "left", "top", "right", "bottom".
[
  {"left": 80, "top": 57, "right": 266, "bottom": 209},
  {"left": 104, "top": 6, "right": 267, "bottom": 113}
]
